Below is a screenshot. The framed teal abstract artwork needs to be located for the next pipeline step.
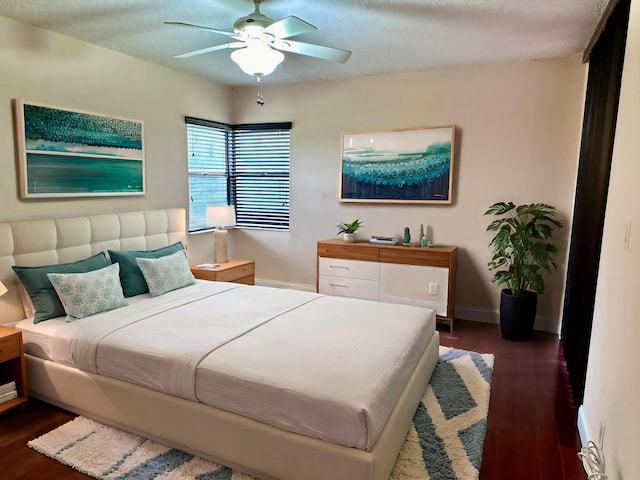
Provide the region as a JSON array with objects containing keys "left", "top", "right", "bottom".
[
  {"left": 13, "top": 100, "right": 145, "bottom": 198},
  {"left": 340, "top": 126, "right": 455, "bottom": 204}
]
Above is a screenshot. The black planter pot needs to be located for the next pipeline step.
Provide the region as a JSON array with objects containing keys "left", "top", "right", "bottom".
[{"left": 499, "top": 289, "right": 537, "bottom": 341}]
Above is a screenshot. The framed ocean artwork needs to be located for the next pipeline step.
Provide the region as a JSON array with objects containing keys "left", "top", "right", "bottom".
[
  {"left": 13, "top": 100, "right": 145, "bottom": 198},
  {"left": 340, "top": 126, "right": 455, "bottom": 204}
]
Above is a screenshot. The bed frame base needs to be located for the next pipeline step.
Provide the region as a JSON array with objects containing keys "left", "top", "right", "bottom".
[{"left": 26, "top": 331, "right": 439, "bottom": 480}]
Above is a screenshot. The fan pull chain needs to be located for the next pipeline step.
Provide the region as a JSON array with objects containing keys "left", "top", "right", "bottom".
[{"left": 256, "top": 74, "right": 265, "bottom": 106}]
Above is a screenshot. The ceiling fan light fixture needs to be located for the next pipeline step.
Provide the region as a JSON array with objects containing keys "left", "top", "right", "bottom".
[{"left": 231, "top": 42, "right": 284, "bottom": 76}]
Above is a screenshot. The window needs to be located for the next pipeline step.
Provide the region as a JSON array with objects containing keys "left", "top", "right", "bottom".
[
  {"left": 186, "top": 118, "right": 291, "bottom": 232},
  {"left": 186, "top": 119, "right": 230, "bottom": 232}
]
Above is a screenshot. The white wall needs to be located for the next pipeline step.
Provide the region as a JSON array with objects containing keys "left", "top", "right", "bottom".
[
  {"left": 228, "top": 58, "right": 587, "bottom": 332},
  {"left": 0, "top": 15, "right": 231, "bottom": 263},
  {"left": 0, "top": 15, "right": 589, "bottom": 333},
  {"left": 582, "top": 0, "right": 640, "bottom": 477}
]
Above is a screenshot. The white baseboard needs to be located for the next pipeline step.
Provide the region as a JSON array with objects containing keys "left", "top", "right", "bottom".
[
  {"left": 533, "top": 315, "right": 561, "bottom": 335},
  {"left": 577, "top": 405, "right": 592, "bottom": 447},
  {"left": 255, "top": 278, "right": 316, "bottom": 292},
  {"left": 454, "top": 305, "right": 499, "bottom": 324},
  {"left": 455, "top": 304, "right": 560, "bottom": 334}
]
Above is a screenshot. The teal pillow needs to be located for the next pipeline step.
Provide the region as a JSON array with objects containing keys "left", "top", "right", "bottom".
[
  {"left": 108, "top": 242, "right": 185, "bottom": 297},
  {"left": 47, "top": 263, "right": 128, "bottom": 320},
  {"left": 136, "top": 250, "right": 196, "bottom": 296},
  {"left": 12, "top": 252, "right": 110, "bottom": 323}
]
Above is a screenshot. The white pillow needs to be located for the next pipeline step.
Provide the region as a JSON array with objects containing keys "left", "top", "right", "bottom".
[
  {"left": 136, "top": 250, "right": 196, "bottom": 296},
  {"left": 16, "top": 280, "right": 36, "bottom": 318},
  {"left": 47, "top": 263, "right": 128, "bottom": 320}
]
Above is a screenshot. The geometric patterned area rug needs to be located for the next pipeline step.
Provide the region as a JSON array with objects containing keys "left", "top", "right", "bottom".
[
  {"left": 28, "top": 347, "right": 494, "bottom": 480},
  {"left": 391, "top": 347, "right": 494, "bottom": 480}
]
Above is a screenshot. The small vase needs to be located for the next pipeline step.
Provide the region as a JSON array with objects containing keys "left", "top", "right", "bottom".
[
  {"left": 421, "top": 234, "right": 428, "bottom": 247},
  {"left": 402, "top": 227, "right": 411, "bottom": 246},
  {"left": 343, "top": 233, "right": 356, "bottom": 243}
]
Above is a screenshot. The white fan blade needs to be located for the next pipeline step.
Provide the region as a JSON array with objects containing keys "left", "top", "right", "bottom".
[
  {"left": 175, "top": 42, "right": 244, "bottom": 59},
  {"left": 263, "top": 16, "right": 316, "bottom": 39},
  {"left": 165, "top": 21, "right": 238, "bottom": 38},
  {"left": 274, "top": 40, "right": 352, "bottom": 63}
]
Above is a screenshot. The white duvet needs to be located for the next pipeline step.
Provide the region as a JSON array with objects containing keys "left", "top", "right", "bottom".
[{"left": 17, "top": 281, "right": 436, "bottom": 450}]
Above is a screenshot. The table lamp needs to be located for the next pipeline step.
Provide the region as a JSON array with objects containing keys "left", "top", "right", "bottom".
[{"left": 206, "top": 205, "right": 236, "bottom": 264}]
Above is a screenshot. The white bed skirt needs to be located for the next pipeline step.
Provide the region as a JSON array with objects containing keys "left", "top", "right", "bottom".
[{"left": 26, "top": 330, "right": 439, "bottom": 480}]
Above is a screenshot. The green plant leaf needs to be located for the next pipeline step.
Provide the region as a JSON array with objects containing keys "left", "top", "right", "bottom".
[
  {"left": 484, "top": 202, "right": 516, "bottom": 216},
  {"left": 484, "top": 201, "right": 563, "bottom": 297},
  {"left": 337, "top": 218, "right": 364, "bottom": 234}
]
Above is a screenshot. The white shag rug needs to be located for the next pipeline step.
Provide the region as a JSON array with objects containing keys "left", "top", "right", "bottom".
[{"left": 29, "top": 346, "right": 494, "bottom": 480}]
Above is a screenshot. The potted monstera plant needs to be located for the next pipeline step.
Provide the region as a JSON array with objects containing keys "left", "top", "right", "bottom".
[
  {"left": 484, "top": 202, "right": 563, "bottom": 341},
  {"left": 337, "top": 219, "right": 364, "bottom": 243}
]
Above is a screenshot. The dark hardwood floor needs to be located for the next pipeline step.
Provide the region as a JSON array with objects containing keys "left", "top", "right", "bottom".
[
  {"left": 0, "top": 319, "right": 586, "bottom": 479},
  {"left": 441, "top": 320, "right": 586, "bottom": 480}
]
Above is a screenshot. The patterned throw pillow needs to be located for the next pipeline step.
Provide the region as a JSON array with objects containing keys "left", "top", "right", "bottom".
[
  {"left": 135, "top": 250, "right": 196, "bottom": 297},
  {"left": 12, "top": 252, "right": 111, "bottom": 323},
  {"left": 108, "top": 242, "right": 185, "bottom": 297},
  {"left": 47, "top": 263, "right": 128, "bottom": 320}
]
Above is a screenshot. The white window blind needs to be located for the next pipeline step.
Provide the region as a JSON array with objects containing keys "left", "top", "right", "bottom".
[
  {"left": 186, "top": 121, "right": 230, "bottom": 232},
  {"left": 231, "top": 125, "right": 290, "bottom": 230},
  {"left": 186, "top": 118, "right": 291, "bottom": 232}
]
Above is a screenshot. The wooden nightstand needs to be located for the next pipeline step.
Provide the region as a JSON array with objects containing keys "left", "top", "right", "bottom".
[
  {"left": 0, "top": 326, "right": 28, "bottom": 414},
  {"left": 191, "top": 260, "right": 255, "bottom": 285}
]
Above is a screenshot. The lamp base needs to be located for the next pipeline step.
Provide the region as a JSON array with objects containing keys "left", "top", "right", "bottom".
[{"left": 213, "top": 229, "right": 229, "bottom": 264}]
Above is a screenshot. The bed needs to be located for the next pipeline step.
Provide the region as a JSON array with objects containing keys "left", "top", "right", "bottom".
[{"left": 0, "top": 208, "right": 440, "bottom": 480}]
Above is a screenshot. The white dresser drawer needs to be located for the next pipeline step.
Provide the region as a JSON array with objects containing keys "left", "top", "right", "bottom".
[
  {"left": 317, "top": 240, "right": 457, "bottom": 332},
  {"left": 318, "top": 275, "right": 379, "bottom": 300},
  {"left": 318, "top": 257, "right": 380, "bottom": 281}
]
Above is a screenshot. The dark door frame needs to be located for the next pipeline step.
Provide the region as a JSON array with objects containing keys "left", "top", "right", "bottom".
[{"left": 561, "top": 0, "right": 631, "bottom": 405}]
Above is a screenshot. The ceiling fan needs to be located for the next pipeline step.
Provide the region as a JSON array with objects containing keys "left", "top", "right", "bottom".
[{"left": 165, "top": 0, "right": 352, "bottom": 80}]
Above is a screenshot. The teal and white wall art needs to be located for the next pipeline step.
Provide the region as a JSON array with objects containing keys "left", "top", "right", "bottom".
[
  {"left": 13, "top": 100, "right": 145, "bottom": 198},
  {"left": 340, "top": 126, "right": 455, "bottom": 204}
]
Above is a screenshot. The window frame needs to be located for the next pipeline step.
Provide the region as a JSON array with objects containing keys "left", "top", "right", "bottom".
[{"left": 186, "top": 117, "right": 292, "bottom": 233}]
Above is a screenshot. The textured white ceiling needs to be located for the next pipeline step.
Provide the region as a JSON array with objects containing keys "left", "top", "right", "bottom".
[{"left": 0, "top": 0, "right": 609, "bottom": 86}]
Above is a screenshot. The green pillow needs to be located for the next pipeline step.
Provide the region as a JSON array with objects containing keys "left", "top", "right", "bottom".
[
  {"left": 108, "top": 242, "right": 185, "bottom": 297},
  {"left": 136, "top": 250, "right": 196, "bottom": 296},
  {"left": 47, "top": 263, "right": 128, "bottom": 320},
  {"left": 12, "top": 252, "right": 110, "bottom": 323}
]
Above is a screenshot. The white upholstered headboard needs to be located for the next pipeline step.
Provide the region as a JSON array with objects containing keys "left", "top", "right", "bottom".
[{"left": 0, "top": 208, "right": 186, "bottom": 325}]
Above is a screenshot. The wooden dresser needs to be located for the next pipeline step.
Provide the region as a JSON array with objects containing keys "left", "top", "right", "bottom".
[{"left": 317, "top": 239, "right": 457, "bottom": 332}]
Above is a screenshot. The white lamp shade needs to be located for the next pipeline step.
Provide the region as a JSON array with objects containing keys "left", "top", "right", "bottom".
[
  {"left": 206, "top": 205, "right": 236, "bottom": 229},
  {"left": 0, "top": 280, "right": 7, "bottom": 297},
  {"left": 231, "top": 42, "right": 284, "bottom": 76}
]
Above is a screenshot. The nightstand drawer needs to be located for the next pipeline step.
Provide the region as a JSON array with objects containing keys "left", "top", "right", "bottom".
[
  {"left": 233, "top": 275, "right": 255, "bottom": 285},
  {"left": 0, "top": 336, "right": 20, "bottom": 362},
  {"left": 191, "top": 260, "right": 255, "bottom": 285},
  {"left": 216, "top": 263, "right": 255, "bottom": 282}
]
